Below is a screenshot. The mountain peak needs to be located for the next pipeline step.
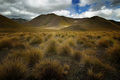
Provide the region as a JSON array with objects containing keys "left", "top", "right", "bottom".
[{"left": 91, "top": 16, "right": 104, "bottom": 19}]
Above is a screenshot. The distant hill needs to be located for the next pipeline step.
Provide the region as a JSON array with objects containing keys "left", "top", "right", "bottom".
[
  {"left": 0, "top": 14, "right": 23, "bottom": 28},
  {"left": 1, "top": 13, "right": 120, "bottom": 31},
  {"left": 109, "top": 20, "right": 120, "bottom": 26},
  {"left": 24, "top": 14, "right": 120, "bottom": 31},
  {"left": 63, "top": 16, "right": 120, "bottom": 31},
  {"left": 12, "top": 18, "right": 28, "bottom": 24},
  {"left": 24, "top": 13, "right": 74, "bottom": 28}
]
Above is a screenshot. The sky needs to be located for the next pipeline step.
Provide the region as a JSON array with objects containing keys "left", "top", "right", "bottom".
[{"left": 0, "top": 0, "right": 120, "bottom": 21}]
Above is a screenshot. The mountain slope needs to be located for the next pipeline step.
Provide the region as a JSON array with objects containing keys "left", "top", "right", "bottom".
[
  {"left": 109, "top": 20, "right": 120, "bottom": 26},
  {"left": 24, "top": 14, "right": 74, "bottom": 28},
  {"left": 12, "top": 18, "right": 28, "bottom": 24},
  {"left": 24, "top": 14, "right": 120, "bottom": 31},
  {"left": 63, "top": 16, "right": 120, "bottom": 31},
  {"left": 0, "top": 14, "right": 23, "bottom": 28}
]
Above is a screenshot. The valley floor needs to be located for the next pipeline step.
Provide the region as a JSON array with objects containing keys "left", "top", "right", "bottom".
[{"left": 0, "top": 31, "right": 120, "bottom": 80}]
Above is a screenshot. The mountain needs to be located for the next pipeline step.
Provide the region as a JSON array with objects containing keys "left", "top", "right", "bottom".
[
  {"left": 63, "top": 16, "right": 120, "bottom": 31},
  {"left": 0, "top": 14, "right": 23, "bottom": 28},
  {"left": 12, "top": 18, "right": 28, "bottom": 24},
  {"left": 24, "top": 13, "right": 74, "bottom": 28},
  {"left": 24, "top": 13, "right": 120, "bottom": 31},
  {"left": 109, "top": 20, "right": 120, "bottom": 26}
]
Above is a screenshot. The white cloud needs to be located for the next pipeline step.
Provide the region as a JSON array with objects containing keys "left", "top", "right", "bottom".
[
  {"left": 0, "top": 0, "right": 120, "bottom": 21},
  {"left": 23, "top": 0, "right": 72, "bottom": 14},
  {"left": 1, "top": 11, "right": 11, "bottom": 15},
  {"left": 52, "top": 10, "right": 71, "bottom": 16},
  {"left": 79, "top": 0, "right": 100, "bottom": 7},
  {"left": 0, "top": 0, "right": 72, "bottom": 19},
  {"left": 53, "top": 8, "right": 120, "bottom": 21}
]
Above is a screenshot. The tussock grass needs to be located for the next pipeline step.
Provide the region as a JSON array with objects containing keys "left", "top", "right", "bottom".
[
  {"left": 32, "top": 59, "right": 69, "bottom": 80},
  {"left": 30, "top": 36, "right": 44, "bottom": 45},
  {"left": 83, "top": 55, "right": 115, "bottom": 71},
  {"left": 67, "top": 38, "right": 76, "bottom": 47},
  {"left": 58, "top": 44, "right": 73, "bottom": 56},
  {"left": 45, "top": 39, "right": 58, "bottom": 55},
  {"left": 97, "top": 38, "right": 114, "bottom": 48},
  {"left": 83, "top": 49, "right": 96, "bottom": 56},
  {"left": 26, "top": 35, "right": 33, "bottom": 41},
  {"left": 106, "top": 44, "right": 120, "bottom": 63},
  {"left": 76, "top": 36, "right": 87, "bottom": 45},
  {"left": 88, "top": 68, "right": 103, "bottom": 80},
  {"left": 6, "top": 50, "right": 25, "bottom": 60},
  {"left": 23, "top": 48, "right": 44, "bottom": 67},
  {"left": 72, "top": 50, "right": 83, "bottom": 61},
  {"left": 0, "top": 32, "right": 119, "bottom": 80},
  {"left": 0, "top": 37, "right": 26, "bottom": 50},
  {"left": 0, "top": 58, "right": 28, "bottom": 80}
]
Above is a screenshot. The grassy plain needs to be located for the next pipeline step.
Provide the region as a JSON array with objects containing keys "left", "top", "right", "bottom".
[{"left": 0, "top": 31, "right": 120, "bottom": 80}]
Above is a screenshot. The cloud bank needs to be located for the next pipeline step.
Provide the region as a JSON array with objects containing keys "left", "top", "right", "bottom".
[
  {"left": 0, "top": 0, "right": 72, "bottom": 19},
  {"left": 0, "top": 0, "right": 120, "bottom": 21}
]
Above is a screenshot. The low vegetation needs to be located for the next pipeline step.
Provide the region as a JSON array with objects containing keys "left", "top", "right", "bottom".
[
  {"left": 32, "top": 60, "right": 69, "bottom": 80},
  {"left": 0, "top": 31, "right": 119, "bottom": 80}
]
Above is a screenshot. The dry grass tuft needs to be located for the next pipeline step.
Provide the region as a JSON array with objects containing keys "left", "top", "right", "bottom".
[
  {"left": 88, "top": 68, "right": 103, "bottom": 80},
  {"left": 97, "top": 38, "right": 114, "bottom": 48},
  {"left": 72, "top": 50, "right": 83, "bottom": 61},
  {"left": 32, "top": 59, "right": 69, "bottom": 80},
  {"left": 83, "top": 55, "right": 115, "bottom": 71},
  {"left": 67, "top": 38, "right": 76, "bottom": 47},
  {"left": 58, "top": 44, "right": 73, "bottom": 56},
  {"left": 106, "top": 44, "right": 120, "bottom": 63},
  {"left": 0, "top": 58, "right": 28, "bottom": 80},
  {"left": 45, "top": 39, "right": 58, "bottom": 55},
  {"left": 23, "top": 48, "right": 44, "bottom": 67},
  {"left": 0, "top": 37, "right": 26, "bottom": 50},
  {"left": 30, "top": 36, "right": 44, "bottom": 45}
]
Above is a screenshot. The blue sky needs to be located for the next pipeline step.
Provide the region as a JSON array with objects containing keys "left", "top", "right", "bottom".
[
  {"left": 70, "top": 0, "right": 90, "bottom": 14},
  {"left": 0, "top": 0, "right": 120, "bottom": 21}
]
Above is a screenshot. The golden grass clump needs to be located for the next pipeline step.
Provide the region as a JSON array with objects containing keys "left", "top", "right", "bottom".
[
  {"left": 26, "top": 35, "right": 33, "bottom": 41},
  {"left": 67, "top": 38, "right": 76, "bottom": 47},
  {"left": 88, "top": 68, "right": 103, "bottom": 80},
  {"left": 23, "top": 48, "right": 44, "bottom": 67},
  {"left": 83, "top": 49, "right": 96, "bottom": 56},
  {"left": 83, "top": 55, "right": 115, "bottom": 71},
  {"left": 76, "top": 36, "right": 87, "bottom": 44},
  {"left": 0, "top": 58, "right": 28, "bottom": 80},
  {"left": 106, "top": 44, "right": 120, "bottom": 63},
  {"left": 0, "top": 38, "right": 14, "bottom": 50},
  {"left": 32, "top": 60, "right": 69, "bottom": 80},
  {"left": 72, "top": 50, "right": 83, "bottom": 61},
  {"left": 0, "top": 37, "right": 26, "bottom": 50},
  {"left": 44, "top": 34, "right": 53, "bottom": 41},
  {"left": 6, "top": 50, "right": 25, "bottom": 60},
  {"left": 58, "top": 44, "right": 73, "bottom": 56},
  {"left": 45, "top": 39, "right": 58, "bottom": 55},
  {"left": 97, "top": 38, "right": 114, "bottom": 48},
  {"left": 30, "top": 36, "right": 44, "bottom": 45}
]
